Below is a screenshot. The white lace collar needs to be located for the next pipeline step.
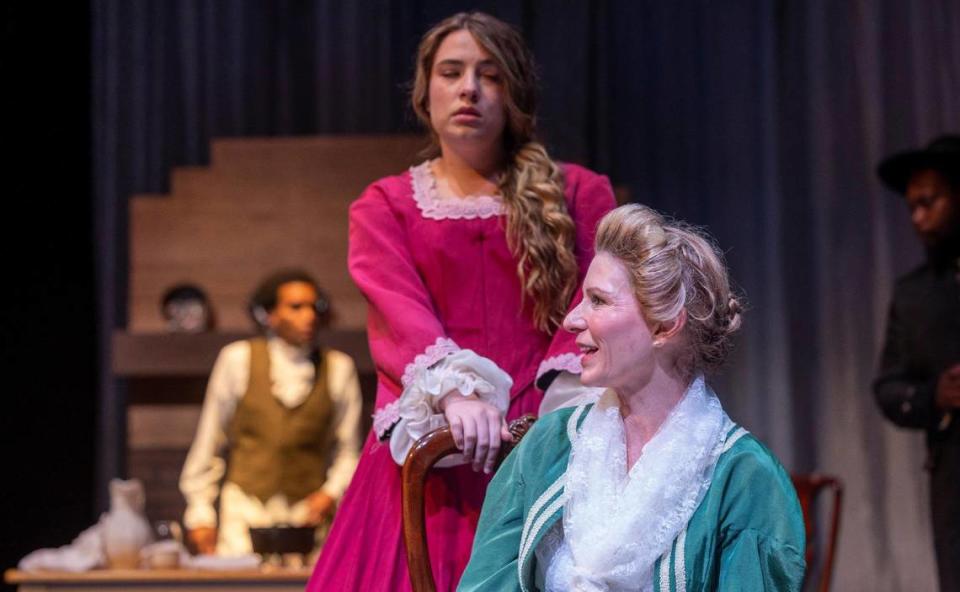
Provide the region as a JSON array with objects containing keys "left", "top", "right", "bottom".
[
  {"left": 546, "top": 376, "right": 730, "bottom": 591},
  {"left": 409, "top": 160, "right": 504, "bottom": 220}
]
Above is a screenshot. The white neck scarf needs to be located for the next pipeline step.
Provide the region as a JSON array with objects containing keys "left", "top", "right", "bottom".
[{"left": 548, "top": 376, "right": 729, "bottom": 592}]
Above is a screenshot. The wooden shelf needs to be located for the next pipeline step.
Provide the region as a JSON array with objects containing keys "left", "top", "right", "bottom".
[{"left": 112, "top": 330, "right": 373, "bottom": 377}]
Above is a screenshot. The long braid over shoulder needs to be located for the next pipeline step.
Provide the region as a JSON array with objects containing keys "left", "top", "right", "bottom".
[{"left": 498, "top": 142, "right": 577, "bottom": 331}]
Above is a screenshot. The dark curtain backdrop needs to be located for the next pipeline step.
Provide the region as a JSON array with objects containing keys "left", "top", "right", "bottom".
[
  {"left": 1, "top": 3, "right": 96, "bottom": 590},
  {"left": 92, "top": 1, "right": 960, "bottom": 589}
]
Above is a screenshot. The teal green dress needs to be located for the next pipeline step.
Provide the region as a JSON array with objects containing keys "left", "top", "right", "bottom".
[{"left": 458, "top": 404, "right": 806, "bottom": 591}]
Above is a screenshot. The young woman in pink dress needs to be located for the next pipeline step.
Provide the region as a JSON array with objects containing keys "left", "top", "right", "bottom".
[{"left": 306, "top": 12, "right": 616, "bottom": 591}]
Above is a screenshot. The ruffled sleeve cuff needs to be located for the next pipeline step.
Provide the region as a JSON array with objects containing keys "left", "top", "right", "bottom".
[
  {"left": 536, "top": 352, "right": 584, "bottom": 390},
  {"left": 537, "top": 370, "right": 605, "bottom": 416},
  {"left": 372, "top": 337, "right": 459, "bottom": 441},
  {"left": 388, "top": 349, "right": 513, "bottom": 466}
]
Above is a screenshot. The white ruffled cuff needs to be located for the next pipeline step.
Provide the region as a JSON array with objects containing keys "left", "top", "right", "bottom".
[
  {"left": 389, "top": 349, "right": 513, "bottom": 466},
  {"left": 536, "top": 352, "right": 584, "bottom": 390},
  {"left": 537, "top": 370, "right": 604, "bottom": 416},
  {"left": 401, "top": 337, "right": 460, "bottom": 388}
]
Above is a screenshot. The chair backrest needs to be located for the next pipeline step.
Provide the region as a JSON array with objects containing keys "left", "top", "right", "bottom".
[
  {"left": 791, "top": 473, "right": 843, "bottom": 592},
  {"left": 401, "top": 414, "right": 537, "bottom": 592}
]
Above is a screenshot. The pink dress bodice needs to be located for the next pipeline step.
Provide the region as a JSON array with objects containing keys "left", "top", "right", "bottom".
[{"left": 352, "top": 161, "right": 616, "bottom": 436}]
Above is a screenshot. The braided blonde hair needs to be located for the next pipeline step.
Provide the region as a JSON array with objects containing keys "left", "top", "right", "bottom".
[
  {"left": 411, "top": 12, "right": 577, "bottom": 332},
  {"left": 595, "top": 204, "right": 743, "bottom": 376}
]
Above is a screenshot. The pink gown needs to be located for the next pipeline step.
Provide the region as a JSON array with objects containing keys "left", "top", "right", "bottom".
[{"left": 306, "top": 160, "right": 615, "bottom": 591}]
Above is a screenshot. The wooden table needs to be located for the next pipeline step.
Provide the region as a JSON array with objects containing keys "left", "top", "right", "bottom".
[{"left": 4, "top": 568, "right": 310, "bottom": 592}]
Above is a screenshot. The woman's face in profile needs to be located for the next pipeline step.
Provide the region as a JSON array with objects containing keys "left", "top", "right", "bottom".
[
  {"left": 564, "top": 252, "right": 658, "bottom": 394},
  {"left": 427, "top": 29, "right": 507, "bottom": 152}
]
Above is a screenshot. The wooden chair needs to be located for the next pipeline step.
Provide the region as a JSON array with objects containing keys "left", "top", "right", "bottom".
[
  {"left": 401, "top": 415, "right": 537, "bottom": 592},
  {"left": 791, "top": 473, "right": 843, "bottom": 592}
]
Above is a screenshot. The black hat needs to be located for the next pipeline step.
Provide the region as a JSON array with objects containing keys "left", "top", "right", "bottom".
[{"left": 877, "top": 134, "right": 960, "bottom": 195}]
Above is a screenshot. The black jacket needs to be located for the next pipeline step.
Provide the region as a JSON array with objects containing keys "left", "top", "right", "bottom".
[{"left": 873, "top": 259, "right": 960, "bottom": 465}]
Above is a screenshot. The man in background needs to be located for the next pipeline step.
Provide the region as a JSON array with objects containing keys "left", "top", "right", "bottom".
[
  {"left": 874, "top": 135, "right": 960, "bottom": 591},
  {"left": 179, "top": 269, "right": 362, "bottom": 555}
]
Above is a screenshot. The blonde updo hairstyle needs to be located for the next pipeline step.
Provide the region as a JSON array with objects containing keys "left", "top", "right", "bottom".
[
  {"left": 595, "top": 204, "right": 743, "bottom": 376},
  {"left": 411, "top": 12, "right": 577, "bottom": 332}
]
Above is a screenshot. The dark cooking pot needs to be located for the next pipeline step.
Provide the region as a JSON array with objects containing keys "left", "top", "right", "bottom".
[{"left": 248, "top": 525, "right": 315, "bottom": 555}]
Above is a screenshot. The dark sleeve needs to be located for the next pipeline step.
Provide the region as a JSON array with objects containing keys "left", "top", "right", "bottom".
[{"left": 872, "top": 297, "right": 941, "bottom": 430}]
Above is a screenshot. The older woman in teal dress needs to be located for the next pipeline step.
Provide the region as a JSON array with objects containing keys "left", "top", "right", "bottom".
[{"left": 459, "top": 204, "right": 806, "bottom": 591}]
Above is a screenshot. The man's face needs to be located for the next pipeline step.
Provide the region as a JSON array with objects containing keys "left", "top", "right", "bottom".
[
  {"left": 268, "top": 281, "right": 319, "bottom": 348},
  {"left": 905, "top": 168, "right": 959, "bottom": 249}
]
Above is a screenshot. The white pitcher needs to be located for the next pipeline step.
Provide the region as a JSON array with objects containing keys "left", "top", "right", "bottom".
[{"left": 101, "top": 479, "right": 153, "bottom": 569}]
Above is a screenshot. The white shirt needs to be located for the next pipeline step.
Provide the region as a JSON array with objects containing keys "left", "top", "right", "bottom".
[{"left": 179, "top": 336, "right": 362, "bottom": 531}]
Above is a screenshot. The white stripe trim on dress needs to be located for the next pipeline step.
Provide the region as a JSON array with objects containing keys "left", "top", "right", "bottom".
[
  {"left": 673, "top": 526, "right": 687, "bottom": 591},
  {"left": 518, "top": 476, "right": 565, "bottom": 563},
  {"left": 567, "top": 402, "right": 587, "bottom": 443},
  {"left": 518, "top": 404, "right": 582, "bottom": 558},
  {"left": 517, "top": 403, "right": 588, "bottom": 591},
  {"left": 721, "top": 427, "right": 748, "bottom": 453},
  {"left": 518, "top": 493, "right": 568, "bottom": 592},
  {"left": 659, "top": 548, "right": 671, "bottom": 592}
]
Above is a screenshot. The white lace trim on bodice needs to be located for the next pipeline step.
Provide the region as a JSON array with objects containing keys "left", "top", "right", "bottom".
[
  {"left": 409, "top": 160, "right": 504, "bottom": 220},
  {"left": 537, "top": 376, "right": 731, "bottom": 592}
]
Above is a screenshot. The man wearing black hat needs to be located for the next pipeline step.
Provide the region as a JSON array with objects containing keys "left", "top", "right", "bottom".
[{"left": 874, "top": 134, "right": 960, "bottom": 590}]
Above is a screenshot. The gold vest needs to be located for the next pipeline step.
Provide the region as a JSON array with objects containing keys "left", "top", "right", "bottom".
[{"left": 226, "top": 338, "right": 334, "bottom": 503}]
